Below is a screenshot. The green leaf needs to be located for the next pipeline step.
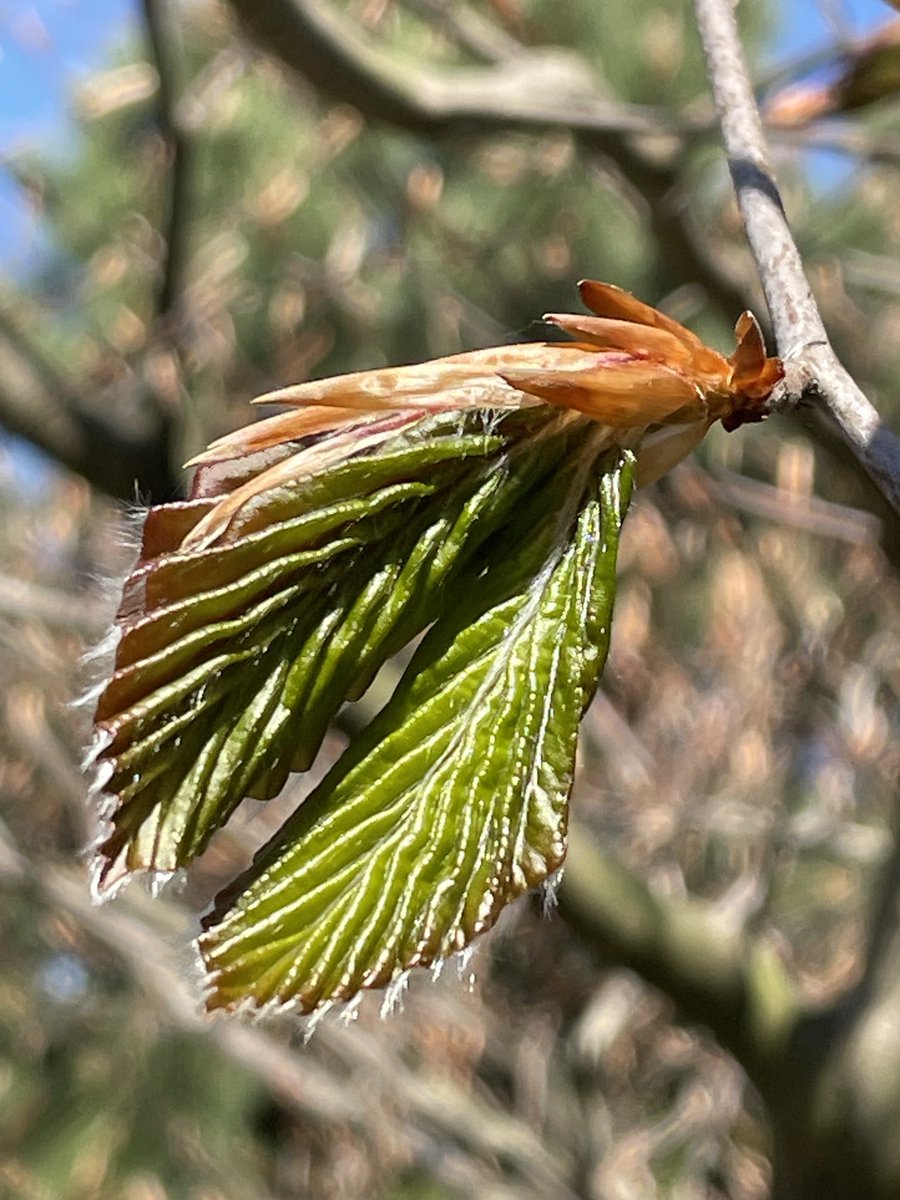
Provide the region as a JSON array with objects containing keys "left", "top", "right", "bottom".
[
  {"left": 199, "top": 448, "right": 635, "bottom": 1014},
  {"left": 90, "top": 407, "right": 581, "bottom": 894}
]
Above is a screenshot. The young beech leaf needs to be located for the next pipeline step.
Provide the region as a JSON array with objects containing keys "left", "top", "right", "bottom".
[
  {"left": 200, "top": 445, "right": 633, "bottom": 1014},
  {"left": 87, "top": 279, "right": 783, "bottom": 1014},
  {"left": 90, "top": 407, "right": 579, "bottom": 896}
]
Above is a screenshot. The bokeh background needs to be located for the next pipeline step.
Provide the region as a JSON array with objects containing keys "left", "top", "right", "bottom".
[{"left": 2, "top": 1, "right": 900, "bottom": 1197}]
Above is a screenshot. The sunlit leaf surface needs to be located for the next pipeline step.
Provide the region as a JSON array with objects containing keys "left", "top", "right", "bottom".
[
  {"left": 91, "top": 407, "right": 583, "bottom": 894},
  {"left": 200, "top": 447, "right": 634, "bottom": 1013},
  {"left": 88, "top": 276, "right": 781, "bottom": 1012}
]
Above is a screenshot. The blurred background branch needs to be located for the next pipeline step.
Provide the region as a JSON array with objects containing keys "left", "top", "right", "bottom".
[
  {"left": 2, "top": 1, "right": 900, "bottom": 1197},
  {"left": 223, "top": 0, "right": 754, "bottom": 320},
  {"left": 141, "top": 0, "right": 192, "bottom": 323},
  {"left": 560, "top": 826, "right": 801, "bottom": 1081},
  {"left": 0, "top": 302, "right": 179, "bottom": 500}
]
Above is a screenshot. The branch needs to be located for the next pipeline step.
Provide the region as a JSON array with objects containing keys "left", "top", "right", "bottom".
[
  {"left": 559, "top": 824, "right": 803, "bottom": 1084},
  {"left": 400, "top": 0, "right": 523, "bottom": 64},
  {"left": 226, "top": 0, "right": 664, "bottom": 138},
  {"left": 694, "top": 0, "right": 900, "bottom": 519},
  {"left": 141, "top": 0, "right": 192, "bottom": 321},
  {"left": 0, "top": 306, "right": 180, "bottom": 502},
  {"left": 221, "top": 0, "right": 752, "bottom": 319},
  {"left": 707, "top": 466, "right": 882, "bottom": 544}
]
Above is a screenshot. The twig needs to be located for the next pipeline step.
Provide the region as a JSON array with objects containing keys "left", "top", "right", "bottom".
[
  {"left": 693, "top": 1, "right": 825, "bottom": 349},
  {"left": 141, "top": 0, "right": 191, "bottom": 321},
  {"left": 711, "top": 468, "right": 882, "bottom": 544},
  {"left": 693, "top": 0, "right": 900, "bottom": 519}
]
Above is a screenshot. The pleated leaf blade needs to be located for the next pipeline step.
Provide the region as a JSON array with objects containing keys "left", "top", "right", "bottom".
[
  {"left": 89, "top": 407, "right": 580, "bottom": 896},
  {"left": 199, "top": 447, "right": 635, "bottom": 1014}
]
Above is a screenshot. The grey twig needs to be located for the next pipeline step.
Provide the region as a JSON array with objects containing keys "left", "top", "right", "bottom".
[
  {"left": 693, "top": 0, "right": 900, "bottom": 518},
  {"left": 709, "top": 467, "right": 882, "bottom": 544}
]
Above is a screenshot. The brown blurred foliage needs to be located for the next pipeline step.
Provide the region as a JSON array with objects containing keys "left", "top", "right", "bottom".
[{"left": 2, "top": 1, "right": 900, "bottom": 1198}]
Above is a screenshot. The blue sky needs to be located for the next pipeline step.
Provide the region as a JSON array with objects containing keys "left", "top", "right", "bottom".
[
  {"left": 0, "top": 1, "right": 132, "bottom": 140},
  {"left": 0, "top": 0, "right": 894, "bottom": 273},
  {"left": 0, "top": 0, "right": 137, "bottom": 273},
  {"left": 776, "top": 0, "right": 892, "bottom": 58}
]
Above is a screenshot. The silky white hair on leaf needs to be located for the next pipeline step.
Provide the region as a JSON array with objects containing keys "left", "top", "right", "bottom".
[
  {"left": 380, "top": 970, "right": 410, "bottom": 1019},
  {"left": 540, "top": 866, "right": 564, "bottom": 916},
  {"left": 302, "top": 1000, "right": 335, "bottom": 1044},
  {"left": 76, "top": 504, "right": 149, "bottom": 898}
]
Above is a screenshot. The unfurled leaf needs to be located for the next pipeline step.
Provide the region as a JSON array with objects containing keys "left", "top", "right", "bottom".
[
  {"left": 200, "top": 447, "right": 633, "bottom": 1014},
  {"left": 87, "top": 280, "right": 782, "bottom": 1014},
  {"left": 90, "top": 406, "right": 577, "bottom": 895}
]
